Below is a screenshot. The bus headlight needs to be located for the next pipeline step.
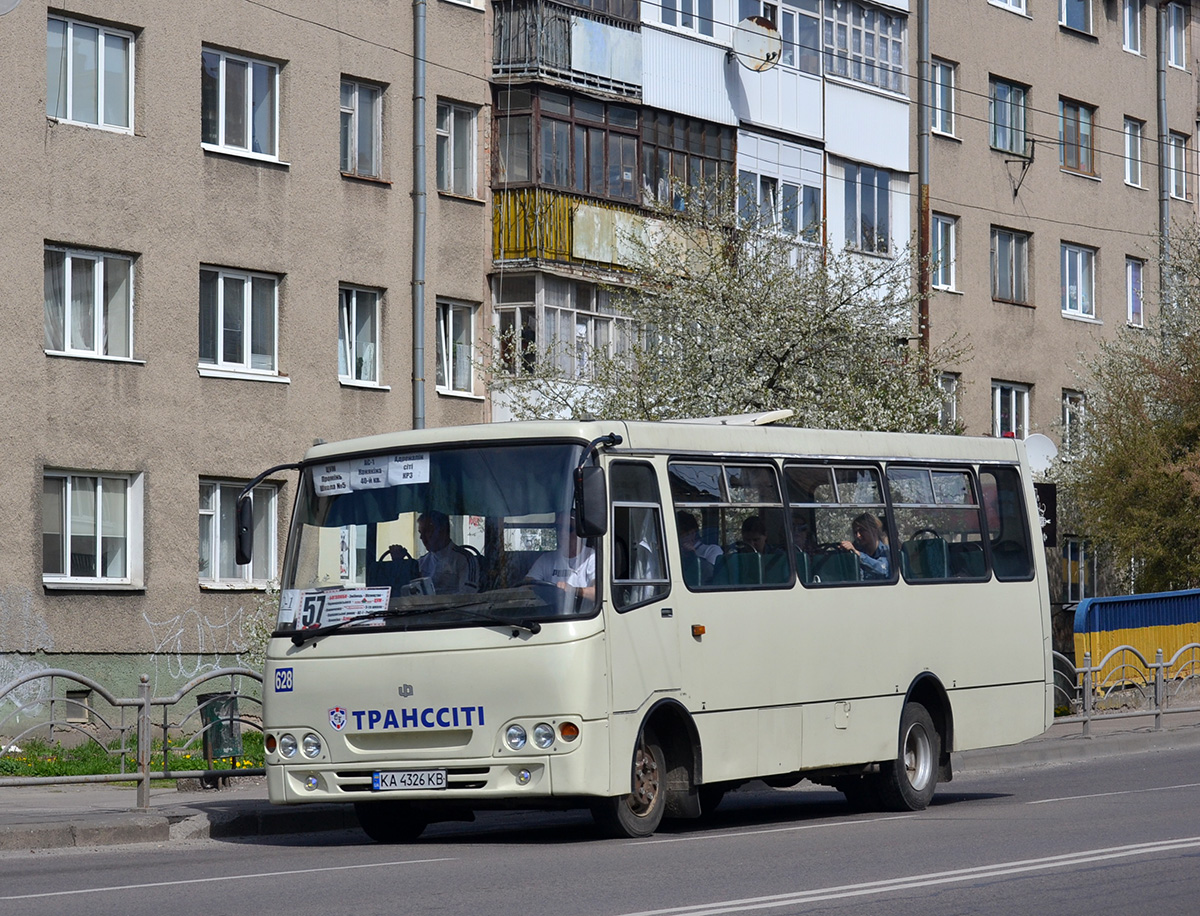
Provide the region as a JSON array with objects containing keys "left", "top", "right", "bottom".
[
  {"left": 533, "top": 723, "right": 555, "bottom": 749},
  {"left": 279, "top": 733, "right": 298, "bottom": 758},
  {"left": 302, "top": 733, "right": 322, "bottom": 758},
  {"left": 505, "top": 724, "right": 527, "bottom": 750}
]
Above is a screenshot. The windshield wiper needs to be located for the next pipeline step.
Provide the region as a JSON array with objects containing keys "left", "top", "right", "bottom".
[
  {"left": 290, "top": 607, "right": 421, "bottom": 646},
  {"left": 290, "top": 599, "right": 542, "bottom": 646}
]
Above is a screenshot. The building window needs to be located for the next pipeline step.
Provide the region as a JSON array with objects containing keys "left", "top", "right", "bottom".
[
  {"left": 932, "top": 213, "right": 956, "bottom": 290},
  {"left": 1124, "top": 117, "right": 1144, "bottom": 186},
  {"left": 822, "top": 1, "right": 907, "bottom": 94},
  {"left": 663, "top": 0, "right": 715, "bottom": 37},
  {"left": 1123, "top": 0, "right": 1142, "bottom": 53},
  {"left": 738, "top": 169, "right": 821, "bottom": 242},
  {"left": 762, "top": 0, "right": 820, "bottom": 74},
  {"left": 199, "top": 267, "right": 278, "bottom": 373},
  {"left": 989, "top": 78, "right": 1027, "bottom": 155},
  {"left": 1126, "top": 257, "right": 1144, "bottom": 327},
  {"left": 989, "top": 0, "right": 1026, "bottom": 12},
  {"left": 43, "top": 472, "right": 140, "bottom": 585},
  {"left": 931, "top": 58, "right": 955, "bottom": 135},
  {"left": 1167, "top": 2, "right": 1186, "bottom": 68},
  {"left": 1059, "top": 99, "right": 1096, "bottom": 175},
  {"left": 843, "top": 161, "right": 891, "bottom": 255},
  {"left": 644, "top": 109, "right": 736, "bottom": 211},
  {"left": 436, "top": 300, "right": 476, "bottom": 394},
  {"left": 937, "top": 372, "right": 959, "bottom": 429},
  {"left": 437, "top": 100, "right": 477, "bottom": 196},
  {"left": 542, "top": 91, "right": 638, "bottom": 202},
  {"left": 340, "top": 80, "right": 381, "bottom": 179},
  {"left": 199, "top": 480, "right": 276, "bottom": 585},
  {"left": 1061, "top": 243, "right": 1096, "bottom": 318},
  {"left": 1062, "top": 536, "right": 1095, "bottom": 602},
  {"left": 1170, "top": 132, "right": 1188, "bottom": 198},
  {"left": 338, "top": 286, "right": 380, "bottom": 384},
  {"left": 992, "top": 382, "right": 1030, "bottom": 438},
  {"left": 495, "top": 276, "right": 537, "bottom": 376},
  {"left": 46, "top": 16, "right": 133, "bottom": 131},
  {"left": 1062, "top": 390, "right": 1086, "bottom": 458},
  {"left": 990, "top": 227, "right": 1030, "bottom": 304},
  {"left": 201, "top": 47, "right": 278, "bottom": 158},
  {"left": 43, "top": 247, "right": 133, "bottom": 359},
  {"left": 1059, "top": 0, "right": 1091, "bottom": 32}
]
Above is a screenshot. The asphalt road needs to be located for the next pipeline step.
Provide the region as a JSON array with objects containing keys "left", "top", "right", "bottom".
[{"left": 2, "top": 746, "right": 1198, "bottom": 916}]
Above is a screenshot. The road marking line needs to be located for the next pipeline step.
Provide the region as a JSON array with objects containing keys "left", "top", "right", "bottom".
[
  {"left": 0, "top": 857, "right": 456, "bottom": 901},
  {"left": 609, "top": 837, "right": 1200, "bottom": 916},
  {"left": 629, "top": 815, "right": 915, "bottom": 845},
  {"left": 1028, "top": 781, "right": 1200, "bottom": 805}
]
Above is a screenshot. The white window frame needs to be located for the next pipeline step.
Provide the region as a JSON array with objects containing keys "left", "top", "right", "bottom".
[
  {"left": 738, "top": 169, "right": 821, "bottom": 243},
  {"left": 662, "top": 0, "right": 715, "bottom": 38},
  {"left": 1060, "top": 243, "right": 1096, "bottom": 318},
  {"left": 46, "top": 16, "right": 133, "bottom": 133},
  {"left": 199, "top": 480, "right": 277, "bottom": 587},
  {"left": 821, "top": 0, "right": 907, "bottom": 95},
  {"left": 1167, "top": 2, "right": 1187, "bottom": 69},
  {"left": 1124, "top": 117, "right": 1144, "bottom": 186},
  {"left": 436, "top": 299, "right": 477, "bottom": 395},
  {"left": 990, "top": 79, "right": 1027, "bottom": 155},
  {"left": 988, "top": 0, "right": 1027, "bottom": 13},
  {"left": 1062, "top": 390, "right": 1086, "bottom": 458},
  {"left": 338, "top": 286, "right": 381, "bottom": 386},
  {"left": 843, "top": 161, "right": 892, "bottom": 255},
  {"left": 992, "top": 382, "right": 1030, "bottom": 439},
  {"left": 766, "top": 0, "right": 820, "bottom": 75},
  {"left": 1126, "top": 256, "right": 1145, "bottom": 327},
  {"left": 931, "top": 58, "right": 955, "bottom": 135},
  {"left": 1123, "top": 0, "right": 1142, "bottom": 53},
  {"left": 931, "top": 213, "right": 957, "bottom": 290},
  {"left": 340, "top": 79, "right": 382, "bottom": 179},
  {"left": 200, "top": 47, "right": 279, "bottom": 160},
  {"left": 42, "top": 471, "right": 143, "bottom": 588},
  {"left": 1169, "top": 132, "right": 1189, "bottom": 198},
  {"left": 1059, "top": 0, "right": 1091, "bottom": 33},
  {"left": 199, "top": 266, "right": 279, "bottom": 376},
  {"left": 43, "top": 246, "right": 134, "bottom": 360},
  {"left": 436, "top": 101, "right": 477, "bottom": 197},
  {"left": 990, "top": 227, "right": 1030, "bottom": 304},
  {"left": 937, "top": 372, "right": 959, "bottom": 429}
]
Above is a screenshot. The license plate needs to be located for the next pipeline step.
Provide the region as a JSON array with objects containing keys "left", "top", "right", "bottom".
[{"left": 372, "top": 769, "right": 447, "bottom": 791}]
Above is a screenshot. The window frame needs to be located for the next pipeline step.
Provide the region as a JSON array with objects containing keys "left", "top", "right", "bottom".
[
  {"left": 1169, "top": 132, "right": 1189, "bottom": 199},
  {"left": 436, "top": 299, "right": 477, "bottom": 395},
  {"left": 1060, "top": 243, "right": 1096, "bottom": 319},
  {"left": 200, "top": 46, "right": 279, "bottom": 160},
  {"left": 198, "top": 266, "right": 280, "bottom": 376},
  {"left": 1062, "top": 390, "right": 1086, "bottom": 459},
  {"left": 990, "top": 226, "right": 1030, "bottom": 305},
  {"left": 931, "top": 58, "right": 955, "bottom": 136},
  {"left": 843, "top": 160, "right": 892, "bottom": 255},
  {"left": 43, "top": 245, "right": 134, "bottom": 360},
  {"left": 988, "top": 0, "right": 1027, "bottom": 13},
  {"left": 931, "top": 213, "right": 957, "bottom": 290},
  {"left": 992, "top": 381, "right": 1031, "bottom": 439},
  {"left": 436, "top": 100, "right": 478, "bottom": 197},
  {"left": 661, "top": 0, "right": 716, "bottom": 38},
  {"left": 937, "top": 373, "right": 960, "bottom": 429},
  {"left": 42, "top": 470, "right": 143, "bottom": 589},
  {"left": 1123, "top": 0, "right": 1142, "bottom": 53},
  {"left": 1059, "top": 98, "right": 1096, "bottom": 176},
  {"left": 989, "top": 78, "right": 1028, "bottom": 156},
  {"left": 644, "top": 109, "right": 736, "bottom": 213},
  {"left": 1124, "top": 117, "right": 1144, "bottom": 186},
  {"left": 821, "top": 0, "right": 907, "bottom": 95},
  {"left": 199, "top": 479, "right": 277, "bottom": 588},
  {"left": 46, "top": 15, "right": 134, "bottom": 133},
  {"left": 338, "top": 285, "right": 382, "bottom": 386},
  {"left": 340, "top": 79, "right": 382, "bottom": 179},
  {"left": 1059, "top": 0, "right": 1092, "bottom": 33},
  {"left": 1167, "top": 2, "right": 1187, "bottom": 69},
  {"left": 1126, "top": 256, "right": 1145, "bottom": 327}
]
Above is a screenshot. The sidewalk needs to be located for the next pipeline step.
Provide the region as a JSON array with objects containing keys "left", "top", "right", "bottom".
[{"left": 3, "top": 711, "right": 1199, "bottom": 851}]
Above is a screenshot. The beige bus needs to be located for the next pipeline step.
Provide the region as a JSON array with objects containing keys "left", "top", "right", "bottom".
[{"left": 248, "top": 418, "right": 1053, "bottom": 841}]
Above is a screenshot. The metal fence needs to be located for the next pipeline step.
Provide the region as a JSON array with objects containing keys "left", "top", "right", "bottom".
[
  {"left": 0, "top": 667, "right": 263, "bottom": 808},
  {"left": 1052, "top": 642, "right": 1200, "bottom": 735}
]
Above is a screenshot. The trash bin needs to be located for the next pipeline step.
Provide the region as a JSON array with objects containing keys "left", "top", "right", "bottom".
[{"left": 197, "top": 692, "right": 242, "bottom": 761}]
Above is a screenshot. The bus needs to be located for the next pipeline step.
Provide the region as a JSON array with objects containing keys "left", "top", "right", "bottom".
[{"left": 242, "top": 418, "right": 1053, "bottom": 841}]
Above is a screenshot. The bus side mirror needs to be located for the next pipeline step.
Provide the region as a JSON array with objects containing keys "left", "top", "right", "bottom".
[
  {"left": 574, "top": 466, "right": 608, "bottom": 538},
  {"left": 235, "top": 495, "right": 254, "bottom": 566}
]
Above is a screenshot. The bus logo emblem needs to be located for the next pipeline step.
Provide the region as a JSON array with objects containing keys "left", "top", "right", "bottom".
[
  {"left": 329, "top": 707, "right": 347, "bottom": 731},
  {"left": 398, "top": 684, "right": 414, "bottom": 698}
]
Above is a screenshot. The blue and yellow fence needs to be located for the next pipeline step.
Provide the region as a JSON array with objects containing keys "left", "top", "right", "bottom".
[{"left": 1074, "top": 589, "right": 1200, "bottom": 685}]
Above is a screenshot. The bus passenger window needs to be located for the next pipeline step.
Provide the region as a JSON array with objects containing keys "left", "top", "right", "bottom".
[
  {"left": 980, "top": 466, "right": 1035, "bottom": 580},
  {"left": 887, "top": 467, "right": 988, "bottom": 583},
  {"left": 610, "top": 462, "right": 670, "bottom": 611},
  {"left": 784, "top": 464, "right": 892, "bottom": 586}
]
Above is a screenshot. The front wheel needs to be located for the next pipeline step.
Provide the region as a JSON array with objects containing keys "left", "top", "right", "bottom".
[
  {"left": 878, "top": 702, "right": 939, "bottom": 812},
  {"left": 592, "top": 730, "right": 667, "bottom": 838},
  {"left": 354, "top": 800, "right": 428, "bottom": 843}
]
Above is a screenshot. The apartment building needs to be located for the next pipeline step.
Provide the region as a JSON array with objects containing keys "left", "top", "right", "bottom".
[
  {"left": 0, "top": 1, "right": 491, "bottom": 693},
  {"left": 920, "top": 0, "right": 1195, "bottom": 446}
]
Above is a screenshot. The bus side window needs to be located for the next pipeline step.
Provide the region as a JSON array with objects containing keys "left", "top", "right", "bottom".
[
  {"left": 980, "top": 466, "right": 1035, "bottom": 580},
  {"left": 610, "top": 462, "right": 670, "bottom": 612},
  {"left": 887, "top": 467, "right": 988, "bottom": 583}
]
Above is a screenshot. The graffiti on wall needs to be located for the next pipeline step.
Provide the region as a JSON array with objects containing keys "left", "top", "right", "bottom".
[{"left": 142, "top": 601, "right": 268, "bottom": 692}]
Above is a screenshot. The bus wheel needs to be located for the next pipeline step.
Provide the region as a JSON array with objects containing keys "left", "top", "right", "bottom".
[
  {"left": 879, "top": 702, "right": 939, "bottom": 812},
  {"left": 354, "top": 801, "right": 428, "bottom": 843},
  {"left": 593, "top": 730, "right": 666, "bottom": 838}
]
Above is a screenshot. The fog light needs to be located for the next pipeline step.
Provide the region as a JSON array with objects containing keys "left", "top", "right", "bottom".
[
  {"left": 279, "top": 733, "right": 298, "bottom": 758},
  {"left": 505, "top": 724, "right": 527, "bottom": 750},
  {"left": 304, "top": 774, "right": 319, "bottom": 791},
  {"left": 302, "top": 733, "right": 322, "bottom": 758},
  {"left": 533, "top": 723, "right": 554, "bottom": 749},
  {"left": 516, "top": 769, "right": 532, "bottom": 785}
]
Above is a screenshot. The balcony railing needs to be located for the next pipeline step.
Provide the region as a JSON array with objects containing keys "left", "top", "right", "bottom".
[{"left": 493, "top": 187, "right": 640, "bottom": 270}]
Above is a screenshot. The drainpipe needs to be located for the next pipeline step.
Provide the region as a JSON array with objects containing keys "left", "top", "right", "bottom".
[
  {"left": 412, "top": 0, "right": 428, "bottom": 430},
  {"left": 1157, "top": 1, "right": 1170, "bottom": 313},
  {"left": 916, "top": 0, "right": 931, "bottom": 353}
]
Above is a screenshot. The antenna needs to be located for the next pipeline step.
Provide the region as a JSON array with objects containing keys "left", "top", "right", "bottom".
[
  {"left": 1023, "top": 433, "right": 1058, "bottom": 474},
  {"left": 730, "top": 17, "right": 783, "bottom": 73},
  {"left": 0, "top": 0, "right": 22, "bottom": 14}
]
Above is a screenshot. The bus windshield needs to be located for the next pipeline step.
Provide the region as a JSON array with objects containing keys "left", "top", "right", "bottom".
[{"left": 275, "top": 441, "right": 597, "bottom": 633}]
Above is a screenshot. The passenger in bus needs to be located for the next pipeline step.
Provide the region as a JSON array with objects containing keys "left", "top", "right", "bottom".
[
  {"left": 729, "top": 515, "right": 774, "bottom": 555},
  {"left": 676, "top": 511, "right": 721, "bottom": 586},
  {"left": 390, "top": 510, "right": 480, "bottom": 595},
  {"left": 839, "top": 512, "right": 890, "bottom": 580},
  {"left": 525, "top": 512, "right": 596, "bottom": 600}
]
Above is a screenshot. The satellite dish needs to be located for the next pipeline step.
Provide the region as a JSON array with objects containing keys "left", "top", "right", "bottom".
[
  {"left": 0, "top": 0, "right": 22, "bottom": 15},
  {"left": 732, "top": 17, "right": 782, "bottom": 73},
  {"left": 1024, "top": 433, "right": 1058, "bottom": 474}
]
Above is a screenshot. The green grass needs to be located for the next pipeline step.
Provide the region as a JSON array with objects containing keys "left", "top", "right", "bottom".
[{"left": 0, "top": 731, "right": 265, "bottom": 777}]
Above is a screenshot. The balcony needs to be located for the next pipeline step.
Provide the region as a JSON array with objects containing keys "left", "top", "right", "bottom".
[{"left": 493, "top": 187, "right": 641, "bottom": 270}]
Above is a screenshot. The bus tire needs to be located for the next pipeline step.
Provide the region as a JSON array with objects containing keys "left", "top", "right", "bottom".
[
  {"left": 592, "top": 730, "right": 666, "bottom": 838},
  {"left": 878, "top": 702, "right": 939, "bottom": 812},
  {"left": 354, "top": 800, "right": 428, "bottom": 843}
]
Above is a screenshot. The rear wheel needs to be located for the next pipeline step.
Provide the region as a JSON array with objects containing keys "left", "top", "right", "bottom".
[
  {"left": 354, "top": 801, "right": 428, "bottom": 843},
  {"left": 593, "top": 730, "right": 667, "bottom": 838},
  {"left": 878, "top": 702, "right": 939, "bottom": 812}
]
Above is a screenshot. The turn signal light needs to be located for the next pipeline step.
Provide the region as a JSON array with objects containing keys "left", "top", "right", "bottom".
[
  {"left": 559, "top": 722, "right": 580, "bottom": 742},
  {"left": 692, "top": 624, "right": 706, "bottom": 637}
]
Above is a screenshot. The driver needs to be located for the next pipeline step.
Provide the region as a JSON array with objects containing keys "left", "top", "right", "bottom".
[
  {"left": 392, "top": 510, "right": 480, "bottom": 594},
  {"left": 525, "top": 512, "right": 596, "bottom": 600},
  {"left": 839, "top": 513, "right": 890, "bottom": 580}
]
